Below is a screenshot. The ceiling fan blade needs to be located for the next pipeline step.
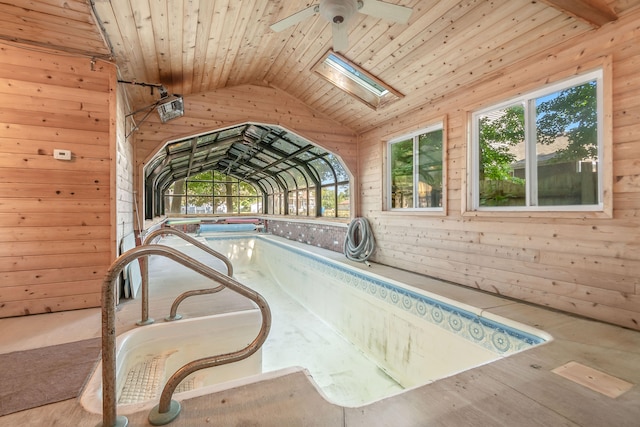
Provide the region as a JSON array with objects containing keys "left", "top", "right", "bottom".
[
  {"left": 270, "top": 5, "right": 320, "bottom": 32},
  {"left": 332, "top": 22, "right": 349, "bottom": 52},
  {"left": 358, "top": 0, "right": 413, "bottom": 24}
]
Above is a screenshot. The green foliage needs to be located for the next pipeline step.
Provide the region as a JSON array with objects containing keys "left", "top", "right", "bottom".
[
  {"left": 171, "top": 170, "right": 261, "bottom": 214},
  {"left": 479, "top": 80, "right": 597, "bottom": 182},
  {"left": 418, "top": 129, "right": 443, "bottom": 188},
  {"left": 186, "top": 171, "right": 214, "bottom": 196},
  {"left": 479, "top": 105, "right": 525, "bottom": 183},
  {"left": 322, "top": 188, "right": 335, "bottom": 209},
  {"left": 391, "top": 130, "right": 444, "bottom": 187},
  {"left": 536, "top": 81, "right": 597, "bottom": 162},
  {"left": 390, "top": 139, "right": 413, "bottom": 180},
  {"left": 321, "top": 186, "right": 349, "bottom": 216}
]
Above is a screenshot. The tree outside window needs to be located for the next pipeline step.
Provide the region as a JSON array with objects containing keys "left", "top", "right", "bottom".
[
  {"left": 475, "top": 70, "right": 601, "bottom": 209},
  {"left": 164, "top": 171, "right": 261, "bottom": 215}
]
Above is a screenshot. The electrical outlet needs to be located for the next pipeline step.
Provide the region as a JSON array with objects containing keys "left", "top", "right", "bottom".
[{"left": 53, "top": 149, "right": 72, "bottom": 160}]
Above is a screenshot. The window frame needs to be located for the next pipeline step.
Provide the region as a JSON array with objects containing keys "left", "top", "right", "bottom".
[
  {"left": 312, "top": 50, "right": 404, "bottom": 110},
  {"left": 386, "top": 121, "right": 446, "bottom": 213},
  {"left": 163, "top": 171, "right": 262, "bottom": 215},
  {"left": 469, "top": 68, "right": 607, "bottom": 214}
]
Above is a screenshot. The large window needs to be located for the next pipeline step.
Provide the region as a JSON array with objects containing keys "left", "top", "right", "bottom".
[
  {"left": 388, "top": 124, "right": 444, "bottom": 211},
  {"left": 164, "top": 171, "right": 261, "bottom": 215},
  {"left": 471, "top": 69, "right": 603, "bottom": 211}
]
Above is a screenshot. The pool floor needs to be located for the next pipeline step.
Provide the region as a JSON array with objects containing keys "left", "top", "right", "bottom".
[{"left": 233, "top": 267, "right": 404, "bottom": 406}]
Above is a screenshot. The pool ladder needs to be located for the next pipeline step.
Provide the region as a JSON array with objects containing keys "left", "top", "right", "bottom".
[
  {"left": 137, "top": 227, "right": 235, "bottom": 325},
  {"left": 99, "top": 231, "right": 272, "bottom": 427}
]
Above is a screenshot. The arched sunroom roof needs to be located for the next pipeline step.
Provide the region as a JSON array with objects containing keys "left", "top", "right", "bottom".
[{"left": 144, "top": 122, "right": 350, "bottom": 218}]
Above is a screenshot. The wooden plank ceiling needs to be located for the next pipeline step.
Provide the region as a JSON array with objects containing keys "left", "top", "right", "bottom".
[{"left": 2, "top": 0, "right": 638, "bottom": 134}]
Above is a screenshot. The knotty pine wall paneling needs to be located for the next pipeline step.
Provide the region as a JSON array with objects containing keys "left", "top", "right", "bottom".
[
  {"left": 358, "top": 10, "right": 640, "bottom": 331},
  {"left": 0, "top": 42, "right": 117, "bottom": 317}
]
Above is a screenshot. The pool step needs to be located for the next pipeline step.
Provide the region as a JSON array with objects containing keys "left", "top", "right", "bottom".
[
  {"left": 119, "top": 355, "right": 166, "bottom": 404},
  {"left": 118, "top": 354, "right": 199, "bottom": 404}
]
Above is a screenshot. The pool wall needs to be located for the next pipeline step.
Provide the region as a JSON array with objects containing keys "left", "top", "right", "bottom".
[
  {"left": 208, "top": 235, "right": 551, "bottom": 388},
  {"left": 263, "top": 218, "right": 348, "bottom": 253}
]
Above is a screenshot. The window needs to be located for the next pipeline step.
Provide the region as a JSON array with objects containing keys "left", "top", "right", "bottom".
[
  {"left": 470, "top": 69, "right": 603, "bottom": 211},
  {"left": 312, "top": 50, "right": 403, "bottom": 110},
  {"left": 164, "top": 171, "right": 261, "bottom": 215},
  {"left": 388, "top": 124, "right": 444, "bottom": 210}
]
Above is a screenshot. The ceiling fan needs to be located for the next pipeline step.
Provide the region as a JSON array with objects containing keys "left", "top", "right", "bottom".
[{"left": 270, "top": 0, "right": 413, "bottom": 52}]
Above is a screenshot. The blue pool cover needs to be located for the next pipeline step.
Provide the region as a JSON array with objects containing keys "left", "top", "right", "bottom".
[{"left": 199, "top": 223, "right": 257, "bottom": 233}]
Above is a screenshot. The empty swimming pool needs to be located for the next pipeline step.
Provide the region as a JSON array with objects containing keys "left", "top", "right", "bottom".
[
  {"left": 204, "top": 234, "right": 551, "bottom": 406},
  {"left": 81, "top": 233, "right": 551, "bottom": 414}
]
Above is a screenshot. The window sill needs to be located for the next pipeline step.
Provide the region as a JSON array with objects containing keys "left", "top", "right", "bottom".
[
  {"left": 382, "top": 209, "right": 446, "bottom": 217},
  {"left": 462, "top": 208, "right": 612, "bottom": 220}
]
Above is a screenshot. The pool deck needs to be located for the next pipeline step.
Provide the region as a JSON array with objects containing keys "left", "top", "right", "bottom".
[{"left": 1, "top": 233, "right": 638, "bottom": 426}]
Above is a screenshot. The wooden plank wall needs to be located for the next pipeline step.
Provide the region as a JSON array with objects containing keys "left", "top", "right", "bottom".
[
  {"left": 0, "top": 42, "right": 117, "bottom": 317},
  {"left": 133, "top": 84, "right": 358, "bottom": 221},
  {"left": 358, "top": 10, "right": 640, "bottom": 331}
]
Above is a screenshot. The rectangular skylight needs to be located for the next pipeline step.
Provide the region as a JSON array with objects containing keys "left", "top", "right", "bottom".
[
  {"left": 325, "top": 54, "right": 388, "bottom": 96},
  {"left": 312, "top": 50, "right": 403, "bottom": 110}
]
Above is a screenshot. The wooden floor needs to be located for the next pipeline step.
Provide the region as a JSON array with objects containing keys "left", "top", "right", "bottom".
[{"left": 1, "top": 234, "right": 639, "bottom": 427}]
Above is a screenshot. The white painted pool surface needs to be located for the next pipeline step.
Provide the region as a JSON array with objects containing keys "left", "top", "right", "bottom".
[
  {"left": 206, "top": 236, "right": 550, "bottom": 405},
  {"left": 81, "top": 310, "right": 263, "bottom": 415},
  {"left": 82, "top": 234, "right": 549, "bottom": 414},
  {"left": 229, "top": 265, "right": 405, "bottom": 406}
]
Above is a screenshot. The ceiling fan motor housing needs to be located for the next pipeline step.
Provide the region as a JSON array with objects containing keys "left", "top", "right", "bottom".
[{"left": 320, "top": 0, "right": 358, "bottom": 24}]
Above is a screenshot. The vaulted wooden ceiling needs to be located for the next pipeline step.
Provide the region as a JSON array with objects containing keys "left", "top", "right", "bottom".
[{"left": 2, "top": 0, "right": 638, "bottom": 134}]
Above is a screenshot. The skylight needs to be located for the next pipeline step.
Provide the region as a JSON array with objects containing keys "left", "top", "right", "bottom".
[
  {"left": 312, "top": 50, "right": 403, "bottom": 110},
  {"left": 325, "top": 54, "right": 388, "bottom": 96}
]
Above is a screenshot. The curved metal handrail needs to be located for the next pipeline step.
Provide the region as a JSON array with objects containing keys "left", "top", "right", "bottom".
[
  {"left": 137, "top": 227, "right": 234, "bottom": 325},
  {"left": 165, "top": 286, "right": 224, "bottom": 321},
  {"left": 142, "top": 228, "right": 234, "bottom": 276},
  {"left": 100, "top": 244, "right": 271, "bottom": 427}
]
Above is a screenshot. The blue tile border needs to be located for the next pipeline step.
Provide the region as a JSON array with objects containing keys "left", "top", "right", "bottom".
[{"left": 206, "top": 235, "right": 547, "bottom": 355}]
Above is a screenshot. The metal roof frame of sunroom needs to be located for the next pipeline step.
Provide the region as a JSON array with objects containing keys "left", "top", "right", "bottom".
[{"left": 144, "top": 122, "right": 350, "bottom": 218}]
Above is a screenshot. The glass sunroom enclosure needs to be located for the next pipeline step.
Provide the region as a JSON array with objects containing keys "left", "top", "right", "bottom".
[{"left": 144, "top": 123, "right": 350, "bottom": 219}]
